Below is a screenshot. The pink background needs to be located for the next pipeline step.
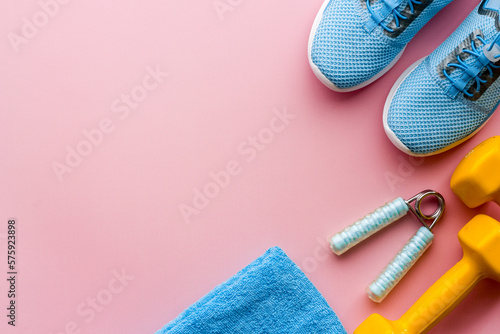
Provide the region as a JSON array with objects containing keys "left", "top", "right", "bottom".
[{"left": 1, "top": 0, "right": 500, "bottom": 333}]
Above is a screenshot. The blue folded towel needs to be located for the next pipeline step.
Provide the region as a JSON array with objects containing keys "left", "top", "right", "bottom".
[{"left": 156, "top": 246, "right": 347, "bottom": 334}]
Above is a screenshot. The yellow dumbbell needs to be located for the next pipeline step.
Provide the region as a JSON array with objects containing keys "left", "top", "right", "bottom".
[
  {"left": 354, "top": 214, "right": 500, "bottom": 334},
  {"left": 450, "top": 136, "right": 500, "bottom": 208}
]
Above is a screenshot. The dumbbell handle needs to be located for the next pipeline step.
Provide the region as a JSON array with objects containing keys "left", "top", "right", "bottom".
[{"left": 355, "top": 256, "right": 483, "bottom": 334}]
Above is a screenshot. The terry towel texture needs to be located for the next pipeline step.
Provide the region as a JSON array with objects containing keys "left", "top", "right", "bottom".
[{"left": 156, "top": 246, "right": 346, "bottom": 334}]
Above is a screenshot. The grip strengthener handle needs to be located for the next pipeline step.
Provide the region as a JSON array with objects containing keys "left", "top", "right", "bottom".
[
  {"left": 329, "top": 197, "right": 409, "bottom": 255},
  {"left": 367, "top": 226, "right": 434, "bottom": 302}
]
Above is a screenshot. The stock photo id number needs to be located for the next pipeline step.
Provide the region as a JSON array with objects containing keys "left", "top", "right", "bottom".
[{"left": 6, "top": 219, "right": 17, "bottom": 327}]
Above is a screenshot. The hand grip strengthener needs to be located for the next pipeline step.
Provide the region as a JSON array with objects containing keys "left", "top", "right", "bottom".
[{"left": 329, "top": 190, "right": 445, "bottom": 302}]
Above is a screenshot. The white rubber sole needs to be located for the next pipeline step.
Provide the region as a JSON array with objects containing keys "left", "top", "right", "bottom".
[
  {"left": 307, "top": 0, "right": 406, "bottom": 92},
  {"left": 383, "top": 57, "right": 495, "bottom": 157}
]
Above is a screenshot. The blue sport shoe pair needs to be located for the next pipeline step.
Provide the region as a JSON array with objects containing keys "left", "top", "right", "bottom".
[{"left": 309, "top": 0, "right": 500, "bottom": 156}]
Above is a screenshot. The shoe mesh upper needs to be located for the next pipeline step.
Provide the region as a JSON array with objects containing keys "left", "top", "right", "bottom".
[
  {"left": 386, "top": 3, "right": 500, "bottom": 155},
  {"left": 310, "top": 0, "right": 453, "bottom": 89},
  {"left": 387, "top": 60, "right": 492, "bottom": 154}
]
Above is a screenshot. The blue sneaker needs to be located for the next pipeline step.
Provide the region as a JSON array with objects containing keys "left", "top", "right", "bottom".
[
  {"left": 384, "top": 1, "right": 500, "bottom": 156},
  {"left": 308, "top": 0, "right": 453, "bottom": 92}
]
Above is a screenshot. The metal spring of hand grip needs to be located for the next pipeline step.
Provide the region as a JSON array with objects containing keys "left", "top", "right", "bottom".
[{"left": 328, "top": 190, "right": 445, "bottom": 302}]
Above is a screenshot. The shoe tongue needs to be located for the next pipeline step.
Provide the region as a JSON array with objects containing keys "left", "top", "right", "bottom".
[
  {"left": 445, "top": 35, "right": 486, "bottom": 85},
  {"left": 445, "top": 31, "right": 500, "bottom": 85},
  {"left": 478, "top": 0, "right": 500, "bottom": 32},
  {"left": 368, "top": 0, "right": 407, "bottom": 8},
  {"left": 368, "top": 0, "right": 409, "bottom": 25},
  {"left": 434, "top": 4, "right": 500, "bottom": 91}
]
